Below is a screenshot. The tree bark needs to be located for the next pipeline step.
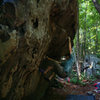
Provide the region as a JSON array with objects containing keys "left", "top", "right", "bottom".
[
  {"left": 76, "top": 1, "right": 81, "bottom": 80},
  {"left": 0, "top": 0, "right": 78, "bottom": 100},
  {"left": 95, "top": 24, "right": 98, "bottom": 54},
  {"left": 83, "top": 2, "right": 87, "bottom": 58}
]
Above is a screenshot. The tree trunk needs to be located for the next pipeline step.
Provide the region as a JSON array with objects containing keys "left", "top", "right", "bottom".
[
  {"left": 0, "top": 0, "right": 78, "bottom": 100},
  {"left": 95, "top": 24, "right": 98, "bottom": 54},
  {"left": 76, "top": 1, "right": 81, "bottom": 80},
  {"left": 82, "top": 2, "right": 87, "bottom": 58}
]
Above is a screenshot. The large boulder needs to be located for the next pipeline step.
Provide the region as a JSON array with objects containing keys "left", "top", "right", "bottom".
[
  {"left": 0, "top": 0, "right": 78, "bottom": 100},
  {"left": 83, "top": 55, "right": 100, "bottom": 78}
]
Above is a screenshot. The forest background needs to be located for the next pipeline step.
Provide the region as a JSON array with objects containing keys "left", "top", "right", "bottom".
[{"left": 74, "top": 0, "right": 100, "bottom": 60}]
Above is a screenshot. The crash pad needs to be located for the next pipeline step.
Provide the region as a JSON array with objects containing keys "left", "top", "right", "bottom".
[{"left": 66, "top": 95, "right": 95, "bottom": 100}]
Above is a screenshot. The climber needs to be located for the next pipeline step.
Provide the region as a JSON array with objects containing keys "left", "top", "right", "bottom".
[
  {"left": 39, "top": 37, "right": 74, "bottom": 81},
  {"left": 60, "top": 37, "right": 74, "bottom": 75},
  {"left": 39, "top": 65, "right": 55, "bottom": 81}
]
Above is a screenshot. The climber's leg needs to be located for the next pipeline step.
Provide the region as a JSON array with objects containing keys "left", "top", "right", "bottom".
[
  {"left": 44, "top": 66, "right": 53, "bottom": 74},
  {"left": 48, "top": 72, "right": 55, "bottom": 80}
]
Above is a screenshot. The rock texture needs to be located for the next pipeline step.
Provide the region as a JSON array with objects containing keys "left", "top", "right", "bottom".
[{"left": 0, "top": 0, "right": 78, "bottom": 100}]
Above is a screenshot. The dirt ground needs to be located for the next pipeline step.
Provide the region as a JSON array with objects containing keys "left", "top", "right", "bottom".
[
  {"left": 43, "top": 79, "right": 100, "bottom": 100},
  {"left": 53, "top": 79, "right": 100, "bottom": 100}
]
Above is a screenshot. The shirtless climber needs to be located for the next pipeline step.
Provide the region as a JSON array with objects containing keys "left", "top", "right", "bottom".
[{"left": 39, "top": 37, "right": 74, "bottom": 81}]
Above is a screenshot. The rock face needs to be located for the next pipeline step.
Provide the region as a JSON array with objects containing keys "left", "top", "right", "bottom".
[
  {"left": 83, "top": 55, "right": 100, "bottom": 78},
  {"left": 0, "top": 0, "right": 78, "bottom": 100}
]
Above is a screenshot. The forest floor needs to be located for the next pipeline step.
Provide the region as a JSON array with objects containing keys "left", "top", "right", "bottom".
[
  {"left": 51, "top": 79, "right": 100, "bottom": 100},
  {"left": 43, "top": 78, "right": 100, "bottom": 100}
]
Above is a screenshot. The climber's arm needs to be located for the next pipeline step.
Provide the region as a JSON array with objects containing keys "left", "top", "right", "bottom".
[{"left": 68, "top": 37, "right": 72, "bottom": 54}]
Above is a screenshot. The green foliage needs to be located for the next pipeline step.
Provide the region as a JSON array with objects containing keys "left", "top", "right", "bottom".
[
  {"left": 70, "top": 76, "right": 86, "bottom": 86},
  {"left": 70, "top": 77, "right": 77, "bottom": 84},
  {"left": 74, "top": 0, "right": 100, "bottom": 59},
  {"left": 98, "top": 0, "right": 100, "bottom": 4},
  {"left": 89, "top": 76, "right": 97, "bottom": 81},
  {"left": 70, "top": 71, "right": 97, "bottom": 86},
  {"left": 70, "top": 71, "right": 85, "bottom": 85}
]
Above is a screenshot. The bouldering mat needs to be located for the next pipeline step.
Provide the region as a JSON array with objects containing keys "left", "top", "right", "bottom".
[{"left": 66, "top": 95, "right": 95, "bottom": 100}]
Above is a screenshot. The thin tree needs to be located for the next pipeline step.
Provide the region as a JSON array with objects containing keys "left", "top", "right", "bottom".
[
  {"left": 95, "top": 23, "right": 98, "bottom": 55},
  {"left": 83, "top": 1, "right": 87, "bottom": 58},
  {"left": 76, "top": 0, "right": 81, "bottom": 80}
]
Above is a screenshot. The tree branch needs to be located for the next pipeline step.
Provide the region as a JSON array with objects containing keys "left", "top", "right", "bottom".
[{"left": 92, "top": 0, "right": 100, "bottom": 14}]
